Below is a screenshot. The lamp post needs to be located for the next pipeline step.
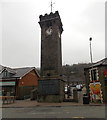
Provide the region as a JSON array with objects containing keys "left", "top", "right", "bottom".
[
  {"left": 89, "top": 37, "right": 93, "bottom": 63},
  {"left": 89, "top": 37, "right": 96, "bottom": 102}
]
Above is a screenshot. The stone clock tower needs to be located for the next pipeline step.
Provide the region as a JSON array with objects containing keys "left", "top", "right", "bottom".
[{"left": 38, "top": 11, "right": 65, "bottom": 102}]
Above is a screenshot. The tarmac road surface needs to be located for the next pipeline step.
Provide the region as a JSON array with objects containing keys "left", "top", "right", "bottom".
[{"left": 2, "top": 105, "right": 106, "bottom": 119}]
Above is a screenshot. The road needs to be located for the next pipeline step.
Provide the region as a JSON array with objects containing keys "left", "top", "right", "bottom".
[{"left": 2, "top": 105, "right": 106, "bottom": 119}]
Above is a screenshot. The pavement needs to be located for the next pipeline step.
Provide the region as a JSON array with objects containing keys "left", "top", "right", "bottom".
[{"left": 1, "top": 99, "right": 105, "bottom": 108}]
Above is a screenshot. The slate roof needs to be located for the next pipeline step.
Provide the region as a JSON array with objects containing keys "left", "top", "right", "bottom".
[
  {"left": 84, "top": 58, "right": 107, "bottom": 69},
  {"left": 0, "top": 65, "right": 40, "bottom": 80},
  {"left": 13, "top": 67, "right": 40, "bottom": 78},
  {"left": 91, "top": 58, "right": 107, "bottom": 67}
]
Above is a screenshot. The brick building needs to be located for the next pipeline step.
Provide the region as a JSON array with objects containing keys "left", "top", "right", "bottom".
[{"left": 0, "top": 65, "right": 40, "bottom": 99}]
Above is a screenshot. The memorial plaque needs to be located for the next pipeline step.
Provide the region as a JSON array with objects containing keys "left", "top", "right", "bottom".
[{"left": 38, "top": 79, "right": 60, "bottom": 95}]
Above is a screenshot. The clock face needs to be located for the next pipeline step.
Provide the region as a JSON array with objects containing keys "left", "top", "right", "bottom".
[{"left": 46, "top": 27, "right": 53, "bottom": 35}]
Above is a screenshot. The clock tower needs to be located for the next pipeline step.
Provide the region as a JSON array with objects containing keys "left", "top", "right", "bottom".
[
  {"left": 39, "top": 11, "right": 63, "bottom": 77},
  {"left": 38, "top": 11, "right": 65, "bottom": 102}
]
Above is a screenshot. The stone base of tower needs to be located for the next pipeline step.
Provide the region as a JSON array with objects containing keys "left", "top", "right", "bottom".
[{"left": 38, "top": 78, "right": 65, "bottom": 102}]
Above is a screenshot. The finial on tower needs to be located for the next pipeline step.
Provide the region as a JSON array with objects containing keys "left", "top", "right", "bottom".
[{"left": 50, "top": 0, "right": 55, "bottom": 12}]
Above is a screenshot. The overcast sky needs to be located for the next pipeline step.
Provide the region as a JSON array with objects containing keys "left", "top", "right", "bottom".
[{"left": 0, "top": 0, "right": 106, "bottom": 68}]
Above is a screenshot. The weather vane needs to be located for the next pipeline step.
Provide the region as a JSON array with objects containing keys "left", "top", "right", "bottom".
[{"left": 50, "top": 0, "right": 55, "bottom": 12}]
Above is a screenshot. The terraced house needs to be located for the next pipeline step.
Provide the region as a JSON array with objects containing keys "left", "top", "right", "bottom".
[{"left": 84, "top": 58, "right": 107, "bottom": 103}]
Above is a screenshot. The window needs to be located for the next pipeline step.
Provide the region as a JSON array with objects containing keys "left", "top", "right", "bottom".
[
  {"left": 90, "top": 68, "right": 98, "bottom": 82},
  {"left": 91, "top": 69, "right": 97, "bottom": 81},
  {"left": 104, "top": 75, "right": 107, "bottom": 86},
  {"left": 46, "top": 21, "right": 52, "bottom": 27}
]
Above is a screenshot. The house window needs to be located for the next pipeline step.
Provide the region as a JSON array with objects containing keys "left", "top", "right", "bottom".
[
  {"left": 90, "top": 68, "right": 99, "bottom": 82},
  {"left": 104, "top": 75, "right": 107, "bottom": 86},
  {"left": 91, "top": 69, "right": 97, "bottom": 81}
]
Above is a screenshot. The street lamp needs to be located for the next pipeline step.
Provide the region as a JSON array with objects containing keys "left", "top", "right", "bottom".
[
  {"left": 89, "top": 37, "right": 93, "bottom": 63},
  {"left": 89, "top": 37, "right": 97, "bottom": 102}
]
